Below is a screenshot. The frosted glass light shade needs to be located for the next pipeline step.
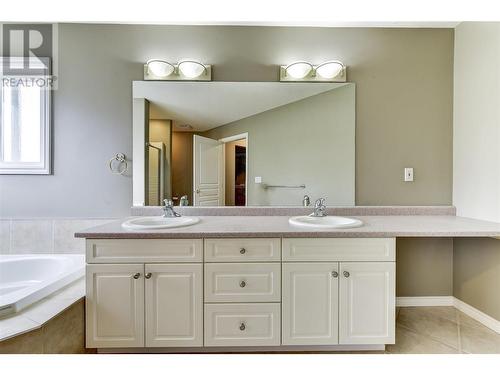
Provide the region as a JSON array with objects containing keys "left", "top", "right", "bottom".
[
  {"left": 147, "top": 60, "right": 175, "bottom": 77},
  {"left": 316, "top": 61, "right": 344, "bottom": 79},
  {"left": 285, "top": 62, "right": 313, "bottom": 79},
  {"left": 178, "top": 61, "right": 206, "bottom": 78}
]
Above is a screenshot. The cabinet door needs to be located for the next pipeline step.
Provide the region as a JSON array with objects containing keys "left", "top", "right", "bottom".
[
  {"left": 86, "top": 264, "right": 144, "bottom": 348},
  {"left": 145, "top": 263, "right": 203, "bottom": 347},
  {"left": 282, "top": 263, "right": 339, "bottom": 345},
  {"left": 339, "top": 262, "right": 395, "bottom": 345}
]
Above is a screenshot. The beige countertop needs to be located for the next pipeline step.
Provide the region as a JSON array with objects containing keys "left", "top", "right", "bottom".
[{"left": 75, "top": 215, "right": 500, "bottom": 239}]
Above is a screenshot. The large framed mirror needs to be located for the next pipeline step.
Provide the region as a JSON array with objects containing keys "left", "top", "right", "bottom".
[{"left": 132, "top": 81, "right": 355, "bottom": 207}]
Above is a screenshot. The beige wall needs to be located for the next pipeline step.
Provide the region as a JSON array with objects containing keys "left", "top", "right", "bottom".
[
  {"left": 453, "top": 22, "right": 500, "bottom": 221},
  {"left": 0, "top": 24, "right": 454, "bottom": 217},
  {"left": 454, "top": 238, "right": 500, "bottom": 321},
  {"left": 396, "top": 238, "right": 453, "bottom": 296},
  {"left": 171, "top": 132, "right": 194, "bottom": 205},
  {"left": 452, "top": 23, "right": 500, "bottom": 321},
  {"left": 204, "top": 85, "right": 356, "bottom": 206}
]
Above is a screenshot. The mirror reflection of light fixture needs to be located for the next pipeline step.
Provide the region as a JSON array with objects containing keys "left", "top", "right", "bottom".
[
  {"left": 280, "top": 60, "right": 346, "bottom": 82},
  {"left": 144, "top": 59, "right": 212, "bottom": 81}
]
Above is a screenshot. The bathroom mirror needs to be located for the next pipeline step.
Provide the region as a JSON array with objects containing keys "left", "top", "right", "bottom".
[{"left": 132, "top": 81, "right": 355, "bottom": 207}]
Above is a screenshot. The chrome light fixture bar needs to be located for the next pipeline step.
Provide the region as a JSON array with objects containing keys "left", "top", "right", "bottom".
[
  {"left": 280, "top": 60, "right": 346, "bottom": 82},
  {"left": 144, "top": 59, "right": 212, "bottom": 81}
]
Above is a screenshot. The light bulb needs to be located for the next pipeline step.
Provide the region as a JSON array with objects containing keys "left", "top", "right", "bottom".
[
  {"left": 178, "top": 61, "right": 206, "bottom": 78},
  {"left": 315, "top": 61, "right": 344, "bottom": 79},
  {"left": 147, "top": 60, "right": 174, "bottom": 77},
  {"left": 285, "top": 62, "right": 313, "bottom": 79}
]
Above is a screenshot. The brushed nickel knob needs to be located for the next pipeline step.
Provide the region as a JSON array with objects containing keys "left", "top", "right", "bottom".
[
  {"left": 240, "top": 248, "right": 246, "bottom": 254},
  {"left": 331, "top": 271, "right": 338, "bottom": 278},
  {"left": 133, "top": 273, "right": 141, "bottom": 279},
  {"left": 239, "top": 280, "right": 246, "bottom": 288},
  {"left": 343, "top": 271, "right": 350, "bottom": 278},
  {"left": 239, "top": 323, "right": 246, "bottom": 331},
  {"left": 145, "top": 273, "right": 152, "bottom": 279}
]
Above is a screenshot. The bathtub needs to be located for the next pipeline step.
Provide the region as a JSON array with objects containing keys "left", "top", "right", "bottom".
[{"left": 0, "top": 254, "right": 84, "bottom": 317}]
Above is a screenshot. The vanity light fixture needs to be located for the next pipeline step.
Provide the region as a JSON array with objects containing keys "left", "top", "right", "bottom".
[
  {"left": 144, "top": 59, "right": 212, "bottom": 81},
  {"left": 280, "top": 60, "right": 346, "bottom": 82}
]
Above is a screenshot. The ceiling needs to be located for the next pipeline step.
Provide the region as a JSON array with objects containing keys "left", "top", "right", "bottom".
[{"left": 133, "top": 81, "right": 348, "bottom": 132}]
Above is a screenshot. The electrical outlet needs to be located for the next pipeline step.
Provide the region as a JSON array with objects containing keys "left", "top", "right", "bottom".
[
  {"left": 255, "top": 176, "right": 262, "bottom": 184},
  {"left": 404, "top": 168, "right": 414, "bottom": 182}
]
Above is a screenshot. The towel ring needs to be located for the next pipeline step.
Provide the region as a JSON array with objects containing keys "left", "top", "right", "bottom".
[{"left": 109, "top": 153, "right": 128, "bottom": 175}]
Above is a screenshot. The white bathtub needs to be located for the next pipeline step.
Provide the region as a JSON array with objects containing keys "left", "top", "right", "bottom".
[{"left": 0, "top": 254, "right": 84, "bottom": 317}]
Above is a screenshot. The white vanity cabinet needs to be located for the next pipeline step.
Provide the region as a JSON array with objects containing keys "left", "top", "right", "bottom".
[
  {"left": 85, "top": 239, "right": 203, "bottom": 348},
  {"left": 282, "top": 238, "right": 396, "bottom": 346},
  {"left": 144, "top": 263, "right": 203, "bottom": 347},
  {"left": 85, "top": 236, "right": 395, "bottom": 351},
  {"left": 86, "top": 264, "right": 145, "bottom": 348}
]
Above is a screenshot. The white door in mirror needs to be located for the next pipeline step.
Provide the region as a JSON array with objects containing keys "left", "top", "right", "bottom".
[
  {"left": 122, "top": 216, "right": 200, "bottom": 230},
  {"left": 288, "top": 216, "right": 363, "bottom": 229}
]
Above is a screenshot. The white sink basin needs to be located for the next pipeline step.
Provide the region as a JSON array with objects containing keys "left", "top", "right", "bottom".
[
  {"left": 288, "top": 215, "right": 363, "bottom": 229},
  {"left": 122, "top": 216, "right": 200, "bottom": 230}
]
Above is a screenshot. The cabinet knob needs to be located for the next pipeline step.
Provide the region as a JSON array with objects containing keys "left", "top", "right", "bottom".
[
  {"left": 331, "top": 271, "right": 338, "bottom": 278},
  {"left": 145, "top": 273, "right": 152, "bottom": 279},
  {"left": 343, "top": 271, "right": 350, "bottom": 278},
  {"left": 240, "top": 248, "right": 246, "bottom": 254},
  {"left": 239, "top": 322, "right": 246, "bottom": 331},
  {"left": 239, "top": 280, "right": 246, "bottom": 288},
  {"left": 133, "top": 273, "right": 141, "bottom": 279}
]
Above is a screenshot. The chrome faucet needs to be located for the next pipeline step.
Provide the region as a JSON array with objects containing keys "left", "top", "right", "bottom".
[
  {"left": 303, "top": 195, "right": 311, "bottom": 207},
  {"left": 163, "top": 199, "right": 181, "bottom": 218},
  {"left": 310, "top": 198, "right": 327, "bottom": 217}
]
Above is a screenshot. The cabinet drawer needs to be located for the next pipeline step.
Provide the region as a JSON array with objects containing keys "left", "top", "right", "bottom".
[
  {"left": 282, "top": 238, "right": 395, "bottom": 262},
  {"left": 204, "top": 238, "right": 281, "bottom": 262},
  {"left": 86, "top": 239, "right": 203, "bottom": 263},
  {"left": 204, "top": 303, "right": 281, "bottom": 346},
  {"left": 204, "top": 263, "right": 281, "bottom": 303}
]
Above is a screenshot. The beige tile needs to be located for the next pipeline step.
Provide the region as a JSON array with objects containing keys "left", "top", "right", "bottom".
[
  {"left": 386, "top": 324, "right": 459, "bottom": 354},
  {"left": 459, "top": 318, "right": 500, "bottom": 354},
  {"left": 11, "top": 220, "right": 53, "bottom": 254},
  {"left": 0, "top": 327, "right": 43, "bottom": 354},
  {"left": 0, "top": 220, "right": 10, "bottom": 254},
  {"left": 22, "top": 297, "right": 81, "bottom": 326},
  {"left": 42, "top": 299, "right": 85, "bottom": 354},
  {"left": 397, "top": 307, "right": 460, "bottom": 349},
  {"left": 53, "top": 219, "right": 113, "bottom": 254},
  {"left": 50, "top": 279, "right": 85, "bottom": 301},
  {"left": 0, "top": 314, "right": 40, "bottom": 341}
]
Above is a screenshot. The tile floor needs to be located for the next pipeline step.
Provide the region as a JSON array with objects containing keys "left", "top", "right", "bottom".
[{"left": 386, "top": 307, "right": 500, "bottom": 354}]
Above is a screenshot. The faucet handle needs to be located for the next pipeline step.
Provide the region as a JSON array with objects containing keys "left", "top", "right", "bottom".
[
  {"left": 163, "top": 199, "right": 173, "bottom": 207},
  {"left": 314, "top": 198, "right": 326, "bottom": 207}
]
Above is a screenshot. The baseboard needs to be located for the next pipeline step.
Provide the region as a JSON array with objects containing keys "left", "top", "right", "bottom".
[
  {"left": 396, "top": 296, "right": 454, "bottom": 307},
  {"left": 396, "top": 296, "right": 500, "bottom": 334},
  {"left": 453, "top": 298, "right": 500, "bottom": 334}
]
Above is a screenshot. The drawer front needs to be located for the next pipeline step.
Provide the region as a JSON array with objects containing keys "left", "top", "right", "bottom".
[
  {"left": 86, "top": 239, "right": 203, "bottom": 263},
  {"left": 282, "top": 238, "right": 395, "bottom": 262},
  {"left": 204, "top": 303, "right": 281, "bottom": 346},
  {"left": 204, "top": 238, "right": 281, "bottom": 262},
  {"left": 204, "top": 263, "right": 281, "bottom": 303}
]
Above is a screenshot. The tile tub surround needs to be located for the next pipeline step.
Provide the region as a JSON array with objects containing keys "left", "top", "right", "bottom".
[
  {"left": 75, "top": 215, "right": 500, "bottom": 239},
  {"left": 0, "top": 298, "right": 87, "bottom": 354},
  {"left": 0, "top": 278, "right": 85, "bottom": 342},
  {"left": 0, "top": 219, "right": 114, "bottom": 254},
  {"left": 131, "top": 205, "right": 457, "bottom": 217}
]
